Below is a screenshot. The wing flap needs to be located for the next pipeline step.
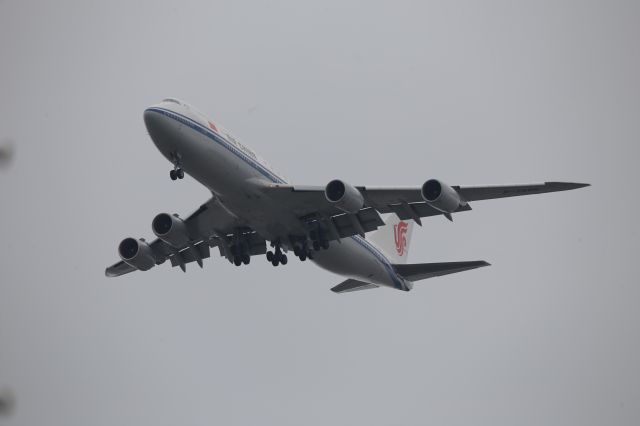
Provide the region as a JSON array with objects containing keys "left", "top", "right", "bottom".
[{"left": 169, "top": 242, "right": 211, "bottom": 268}]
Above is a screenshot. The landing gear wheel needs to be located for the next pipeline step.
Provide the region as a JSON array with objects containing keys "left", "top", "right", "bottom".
[
  {"left": 307, "top": 251, "right": 314, "bottom": 260},
  {"left": 233, "top": 256, "right": 242, "bottom": 266},
  {"left": 280, "top": 254, "right": 288, "bottom": 265},
  {"left": 271, "top": 258, "right": 279, "bottom": 267},
  {"left": 266, "top": 251, "right": 274, "bottom": 262},
  {"left": 321, "top": 240, "right": 330, "bottom": 250},
  {"left": 299, "top": 253, "right": 307, "bottom": 261},
  {"left": 313, "top": 241, "right": 321, "bottom": 251},
  {"left": 242, "top": 254, "right": 250, "bottom": 265},
  {"left": 177, "top": 168, "right": 185, "bottom": 179},
  {"left": 170, "top": 170, "right": 177, "bottom": 180}
]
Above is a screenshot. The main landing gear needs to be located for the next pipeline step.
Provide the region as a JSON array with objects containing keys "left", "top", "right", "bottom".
[
  {"left": 266, "top": 243, "right": 288, "bottom": 267},
  {"left": 292, "top": 230, "right": 329, "bottom": 262},
  {"left": 169, "top": 152, "right": 184, "bottom": 181},
  {"left": 266, "top": 232, "right": 332, "bottom": 266},
  {"left": 230, "top": 232, "right": 251, "bottom": 266}
]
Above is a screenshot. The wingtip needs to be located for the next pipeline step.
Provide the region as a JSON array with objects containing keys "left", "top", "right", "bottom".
[
  {"left": 547, "top": 181, "right": 591, "bottom": 190},
  {"left": 568, "top": 182, "right": 590, "bottom": 189}
]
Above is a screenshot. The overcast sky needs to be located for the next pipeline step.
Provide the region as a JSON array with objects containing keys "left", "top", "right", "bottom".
[{"left": 1, "top": 1, "right": 639, "bottom": 425}]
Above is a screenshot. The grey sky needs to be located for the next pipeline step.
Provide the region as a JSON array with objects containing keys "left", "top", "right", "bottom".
[{"left": 1, "top": 1, "right": 639, "bottom": 425}]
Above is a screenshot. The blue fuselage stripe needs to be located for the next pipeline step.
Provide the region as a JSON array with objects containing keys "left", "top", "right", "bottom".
[{"left": 148, "top": 107, "right": 405, "bottom": 290}]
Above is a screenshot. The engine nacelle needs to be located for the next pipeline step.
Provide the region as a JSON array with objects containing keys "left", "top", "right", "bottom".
[
  {"left": 152, "top": 213, "right": 190, "bottom": 248},
  {"left": 325, "top": 179, "right": 364, "bottom": 213},
  {"left": 421, "top": 179, "right": 463, "bottom": 213},
  {"left": 118, "top": 237, "right": 156, "bottom": 271}
]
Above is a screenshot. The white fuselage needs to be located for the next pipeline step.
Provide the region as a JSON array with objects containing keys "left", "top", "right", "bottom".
[{"left": 143, "top": 99, "right": 410, "bottom": 291}]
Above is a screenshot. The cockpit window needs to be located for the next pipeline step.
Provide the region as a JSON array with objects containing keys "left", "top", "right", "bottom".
[{"left": 162, "top": 98, "right": 181, "bottom": 105}]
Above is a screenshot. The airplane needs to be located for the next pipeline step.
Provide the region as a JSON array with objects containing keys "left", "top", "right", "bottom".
[{"left": 105, "top": 98, "right": 589, "bottom": 293}]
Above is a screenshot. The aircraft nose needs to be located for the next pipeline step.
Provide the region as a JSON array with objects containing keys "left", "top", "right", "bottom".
[
  {"left": 143, "top": 108, "right": 163, "bottom": 134},
  {"left": 144, "top": 107, "right": 178, "bottom": 155}
]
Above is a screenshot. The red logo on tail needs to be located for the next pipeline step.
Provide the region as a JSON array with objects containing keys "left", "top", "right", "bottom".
[{"left": 394, "top": 221, "right": 409, "bottom": 256}]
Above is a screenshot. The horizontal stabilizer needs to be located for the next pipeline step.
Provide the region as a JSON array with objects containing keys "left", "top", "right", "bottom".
[
  {"left": 331, "top": 279, "right": 379, "bottom": 293},
  {"left": 393, "top": 260, "right": 490, "bottom": 282}
]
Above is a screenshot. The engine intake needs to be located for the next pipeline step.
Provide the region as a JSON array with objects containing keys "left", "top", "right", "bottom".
[
  {"left": 118, "top": 237, "right": 156, "bottom": 271},
  {"left": 152, "top": 213, "right": 190, "bottom": 248},
  {"left": 325, "top": 179, "right": 364, "bottom": 213},
  {"left": 421, "top": 179, "right": 463, "bottom": 213}
]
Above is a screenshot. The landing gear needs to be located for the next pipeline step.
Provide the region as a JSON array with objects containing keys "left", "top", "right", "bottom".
[
  {"left": 232, "top": 254, "right": 250, "bottom": 266},
  {"left": 229, "top": 231, "right": 253, "bottom": 266},
  {"left": 307, "top": 229, "right": 330, "bottom": 254},
  {"left": 266, "top": 243, "right": 287, "bottom": 266},
  {"left": 169, "top": 152, "right": 184, "bottom": 180},
  {"left": 170, "top": 167, "right": 185, "bottom": 180},
  {"left": 266, "top": 235, "right": 327, "bottom": 265}
]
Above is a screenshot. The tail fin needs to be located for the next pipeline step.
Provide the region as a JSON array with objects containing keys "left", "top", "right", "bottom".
[{"left": 367, "top": 215, "right": 415, "bottom": 264}]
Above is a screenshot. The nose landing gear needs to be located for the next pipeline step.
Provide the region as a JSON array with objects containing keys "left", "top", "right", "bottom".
[
  {"left": 169, "top": 152, "right": 184, "bottom": 181},
  {"left": 169, "top": 169, "right": 184, "bottom": 180}
]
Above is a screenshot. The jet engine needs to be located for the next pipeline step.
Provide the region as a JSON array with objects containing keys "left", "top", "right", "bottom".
[
  {"left": 118, "top": 238, "right": 156, "bottom": 271},
  {"left": 152, "top": 213, "right": 190, "bottom": 248},
  {"left": 421, "top": 179, "right": 464, "bottom": 213},
  {"left": 325, "top": 179, "right": 364, "bottom": 213}
]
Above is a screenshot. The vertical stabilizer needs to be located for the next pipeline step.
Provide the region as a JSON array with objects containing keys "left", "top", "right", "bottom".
[{"left": 367, "top": 214, "right": 415, "bottom": 264}]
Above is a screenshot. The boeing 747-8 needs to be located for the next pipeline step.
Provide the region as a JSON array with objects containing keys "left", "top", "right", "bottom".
[{"left": 106, "top": 99, "right": 588, "bottom": 293}]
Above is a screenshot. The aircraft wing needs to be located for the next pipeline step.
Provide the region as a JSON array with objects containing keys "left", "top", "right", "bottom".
[
  {"left": 105, "top": 197, "right": 262, "bottom": 277},
  {"left": 261, "top": 181, "right": 588, "bottom": 238}
]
